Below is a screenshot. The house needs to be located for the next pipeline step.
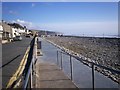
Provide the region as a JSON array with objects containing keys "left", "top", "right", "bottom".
[
  {"left": 17, "top": 28, "right": 25, "bottom": 35},
  {"left": 0, "top": 22, "right": 3, "bottom": 42},
  {"left": 11, "top": 27, "right": 20, "bottom": 38},
  {"left": 8, "top": 23, "right": 26, "bottom": 35},
  {"left": 2, "top": 22, "right": 12, "bottom": 40}
]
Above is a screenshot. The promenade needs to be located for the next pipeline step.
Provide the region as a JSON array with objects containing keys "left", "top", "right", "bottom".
[
  {"left": 34, "top": 58, "right": 77, "bottom": 88},
  {"left": 33, "top": 38, "right": 77, "bottom": 88},
  {"left": 34, "top": 37, "right": 119, "bottom": 88}
]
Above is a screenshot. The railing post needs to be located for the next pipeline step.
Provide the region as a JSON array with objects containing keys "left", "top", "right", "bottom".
[
  {"left": 31, "top": 60, "right": 33, "bottom": 88},
  {"left": 70, "top": 55, "right": 73, "bottom": 80},
  {"left": 60, "top": 52, "right": 63, "bottom": 70},
  {"left": 92, "top": 64, "right": 95, "bottom": 90},
  {"left": 118, "top": 74, "right": 120, "bottom": 90},
  {"left": 57, "top": 51, "right": 59, "bottom": 66},
  {"left": 29, "top": 73, "right": 31, "bottom": 89}
]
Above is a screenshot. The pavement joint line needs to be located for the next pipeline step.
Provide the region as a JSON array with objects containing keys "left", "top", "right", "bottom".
[
  {"left": 40, "top": 70, "right": 60, "bottom": 72},
  {"left": 6, "top": 46, "right": 30, "bottom": 88},
  {"left": 39, "top": 65, "right": 56, "bottom": 66},
  {"left": 39, "top": 79, "right": 70, "bottom": 82}
]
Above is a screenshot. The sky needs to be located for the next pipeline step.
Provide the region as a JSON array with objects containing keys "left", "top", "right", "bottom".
[{"left": 2, "top": 2, "right": 119, "bottom": 36}]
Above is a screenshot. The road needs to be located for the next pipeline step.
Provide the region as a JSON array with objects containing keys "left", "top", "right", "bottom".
[{"left": 1, "top": 36, "right": 32, "bottom": 88}]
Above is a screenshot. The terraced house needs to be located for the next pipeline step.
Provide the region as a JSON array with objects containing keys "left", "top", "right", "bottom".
[
  {"left": 2, "top": 22, "right": 12, "bottom": 41},
  {"left": 1, "top": 21, "right": 30, "bottom": 43},
  {"left": 0, "top": 22, "right": 3, "bottom": 42}
]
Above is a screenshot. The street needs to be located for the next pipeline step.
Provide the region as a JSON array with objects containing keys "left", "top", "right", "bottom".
[{"left": 1, "top": 36, "right": 32, "bottom": 88}]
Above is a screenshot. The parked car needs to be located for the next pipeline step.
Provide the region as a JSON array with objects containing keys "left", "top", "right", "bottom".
[
  {"left": 13, "top": 36, "right": 22, "bottom": 41},
  {"left": 26, "top": 35, "right": 31, "bottom": 38}
]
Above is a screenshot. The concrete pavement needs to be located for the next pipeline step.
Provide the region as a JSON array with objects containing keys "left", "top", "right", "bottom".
[{"left": 34, "top": 58, "right": 78, "bottom": 88}]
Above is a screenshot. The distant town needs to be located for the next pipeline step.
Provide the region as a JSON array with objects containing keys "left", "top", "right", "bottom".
[{"left": 0, "top": 20, "right": 63, "bottom": 44}]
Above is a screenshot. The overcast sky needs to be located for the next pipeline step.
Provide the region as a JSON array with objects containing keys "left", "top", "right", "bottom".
[{"left": 2, "top": 2, "right": 118, "bottom": 36}]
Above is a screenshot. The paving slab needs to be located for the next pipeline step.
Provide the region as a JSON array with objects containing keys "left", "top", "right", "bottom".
[{"left": 34, "top": 59, "right": 77, "bottom": 88}]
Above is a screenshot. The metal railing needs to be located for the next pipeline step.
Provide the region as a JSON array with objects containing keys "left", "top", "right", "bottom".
[
  {"left": 57, "top": 50, "right": 120, "bottom": 90},
  {"left": 23, "top": 36, "right": 36, "bottom": 89}
]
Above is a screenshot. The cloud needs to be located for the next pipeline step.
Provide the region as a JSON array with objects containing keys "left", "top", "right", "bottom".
[
  {"left": 12, "top": 19, "right": 34, "bottom": 29},
  {"left": 31, "top": 3, "right": 35, "bottom": 7},
  {"left": 13, "top": 19, "right": 43, "bottom": 30},
  {"left": 9, "top": 10, "right": 17, "bottom": 15}
]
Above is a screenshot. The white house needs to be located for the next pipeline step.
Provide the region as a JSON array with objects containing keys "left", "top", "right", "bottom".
[
  {"left": 17, "top": 28, "right": 25, "bottom": 35},
  {"left": 11, "top": 28, "right": 20, "bottom": 38},
  {"left": 11, "top": 27, "right": 30, "bottom": 38},
  {"left": 0, "top": 24, "right": 3, "bottom": 40}
]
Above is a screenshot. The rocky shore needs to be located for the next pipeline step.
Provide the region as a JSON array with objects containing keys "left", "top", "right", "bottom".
[{"left": 45, "top": 36, "right": 120, "bottom": 83}]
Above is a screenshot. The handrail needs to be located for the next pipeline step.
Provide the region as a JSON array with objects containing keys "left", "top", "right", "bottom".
[
  {"left": 23, "top": 36, "right": 36, "bottom": 89},
  {"left": 23, "top": 58, "right": 33, "bottom": 89},
  {"left": 59, "top": 50, "right": 120, "bottom": 74},
  {"left": 57, "top": 50, "right": 120, "bottom": 90}
]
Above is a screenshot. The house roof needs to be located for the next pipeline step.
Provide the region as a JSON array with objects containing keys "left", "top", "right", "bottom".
[{"left": 2, "top": 22, "right": 12, "bottom": 33}]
